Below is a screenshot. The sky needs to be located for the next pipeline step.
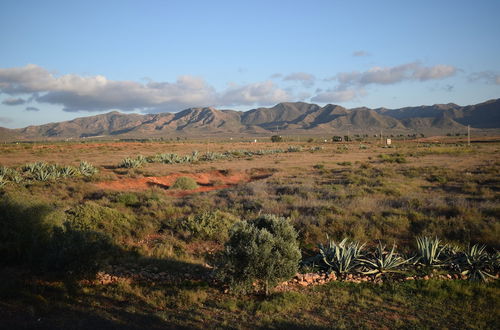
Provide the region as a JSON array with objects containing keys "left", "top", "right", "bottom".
[{"left": 0, "top": 0, "right": 499, "bottom": 128}]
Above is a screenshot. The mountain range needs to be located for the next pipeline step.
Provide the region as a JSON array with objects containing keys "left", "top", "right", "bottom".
[{"left": 1, "top": 98, "right": 499, "bottom": 140}]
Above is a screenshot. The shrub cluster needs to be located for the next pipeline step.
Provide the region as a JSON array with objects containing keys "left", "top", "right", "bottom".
[
  {"left": 0, "top": 194, "right": 112, "bottom": 278},
  {"left": 0, "top": 161, "right": 98, "bottom": 187},
  {"left": 170, "top": 176, "right": 199, "bottom": 190},
  {"left": 316, "top": 236, "right": 499, "bottom": 281},
  {"left": 117, "top": 146, "right": 322, "bottom": 169}
]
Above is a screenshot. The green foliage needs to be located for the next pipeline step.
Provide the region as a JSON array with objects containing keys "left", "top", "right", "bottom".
[
  {"left": 415, "top": 236, "right": 447, "bottom": 267},
  {"left": 318, "top": 237, "right": 365, "bottom": 275},
  {"left": 271, "top": 135, "right": 283, "bottom": 142},
  {"left": 0, "top": 193, "right": 64, "bottom": 265},
  {"left": 182, "top": 210, "right": 240, "bottom": 242},
  {"left": 287, "top": 146, "right": 303, "bottom": 152},
  {"left": 78, "top": 161, "right": 98, "bottom": 177},
  {"left": 66, "top": 201, "right": 140, "bottom": 242},
  {"left": 454, "top": 244, "right": 499, "bottom": 281},
  {"left": 44, "top": 222, "right": 113, "bottom": 276},
  {"left": 217, "top": 214, "right": 301, "bottom": 295},
  {"left": 378, "top": 153, "right": 407, "bottom": 163},
  {"left": 0, "top": 193, "right": 109, "bottom": 278},
  {"left": 170, "top": 176, "right": 199, "bottom": 190},
  {"left": 360, "top": 242, "right": 411, "bottom": 277},
  {"left": 119, "top": 155, "right": 146, "bottom": 168}
]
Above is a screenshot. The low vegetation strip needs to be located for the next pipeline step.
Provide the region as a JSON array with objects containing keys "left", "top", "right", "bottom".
[
  {"left": 0, "top": 160, "right": 98, "bottom": 186},
  {"left": 117, "top": 146, "right": 322, "bottom": 168}
]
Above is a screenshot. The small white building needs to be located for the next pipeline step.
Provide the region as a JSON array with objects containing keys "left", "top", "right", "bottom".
[{"left": 386, "top": 138, "right": 392, "bottom": 145}]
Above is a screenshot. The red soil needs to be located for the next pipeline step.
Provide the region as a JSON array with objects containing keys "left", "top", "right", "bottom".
[{"left": 95, "top": 170, "right": 262, "bottom": 196}]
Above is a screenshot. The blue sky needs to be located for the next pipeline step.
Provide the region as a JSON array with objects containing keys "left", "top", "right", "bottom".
[{"left": 1, "top": 0, "right": 499, "bottom": 128}]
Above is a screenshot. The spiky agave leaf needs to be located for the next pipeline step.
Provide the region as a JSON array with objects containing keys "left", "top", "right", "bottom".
[
  {"left": 79, "top": 161, "right": 98, "bottom": 176},
  {"left": 415, "top": 236, "right": 447, "bottom": 267},
  {"left": 456, "top": 244, "right": 497, "bottom": 281},
  {"left": 360, "top": 242, "right": 411, "bottom": 277},
  {"left": 318, "top": 236, "right": 365, "bottom": 275}
]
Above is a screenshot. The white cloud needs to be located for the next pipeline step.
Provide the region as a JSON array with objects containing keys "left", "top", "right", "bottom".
[
  {"left": 311, "top": 89, "right": 359, "bottom": 103},
  {"left": 219, "top": 81, "right": 290, "bottom": 106},
  {"left": 2, "top": 97, "right": 26, "bottom": 105},
  {"left": 352, "top": 50, "right": 369, "bottom": 57},
  {"left": 468, "top": 71, "right": 500, "bottom": 85},
  {"left": 0, "top": 116, "right": 13, "bottom": 124},
  {"left": 283, "top": 72, "right": 316, "bottom": 87},
  {"left": 0, "top": 64, "right": 292, "bottom": 112},
  {"left": 331, "top": 62, "right": 457, "bottom": 87}
]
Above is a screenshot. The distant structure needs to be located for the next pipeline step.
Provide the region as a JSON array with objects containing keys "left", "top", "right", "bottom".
[
  {"left": 386, "top": 138, "right": 392, "bottom": 146},
  {"left": 332, "top": 136, "right": 343, "bottom": 142}
]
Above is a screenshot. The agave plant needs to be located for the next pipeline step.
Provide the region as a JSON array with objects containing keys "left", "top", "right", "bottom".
[
  {"left": 360, "top": 242, "right": 411, "bottom": 277},
  {"left": 318, "top": 237, "right": 365, "bottom": 275},
  {"left": 59, "top": 165, "right": 78, "bottom": 178},
  {"left": 79, "top": 161, "right": 98, "bottom": 176},
  {"left": 119, "top": 155, "right": 146, "bottom": 168},
  {"left": 455, "top": 244, "right": 498, "bottom": 281},
  {"left": 415, "top": 236, "right": 447, "bottom": 267},
  {"left": 287, "top": 146, "right": 303, "bottom": 152},
  {"left": 34, "top": 169, "right": 54, "bottom": 181},
  {"left": 0, "top": 166, "right": 23, "bottom": 183}
]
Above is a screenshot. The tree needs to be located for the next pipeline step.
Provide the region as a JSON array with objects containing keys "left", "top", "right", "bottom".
[
  {"left": 271, "top": 135, "right": 283, "bottom": 142},
  {"left": 216, "top": 215, "right": 301, "bottom": 295}
]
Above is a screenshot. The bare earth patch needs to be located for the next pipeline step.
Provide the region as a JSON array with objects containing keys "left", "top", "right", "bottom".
[{"left": 95, "top": 169, "right": 271, "bottom": 196}]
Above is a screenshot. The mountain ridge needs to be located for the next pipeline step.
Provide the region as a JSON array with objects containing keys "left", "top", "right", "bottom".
[{"left": 2, "top": 99, "right": 499, "bottom": 140}]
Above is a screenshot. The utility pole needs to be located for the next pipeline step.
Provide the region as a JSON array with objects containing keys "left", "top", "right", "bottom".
[
  {"left": 467, "top": 125, "right": 470, "bottom": 146},
  {"left": 380, "top": 130, "right": 383, "bottom": 145}
]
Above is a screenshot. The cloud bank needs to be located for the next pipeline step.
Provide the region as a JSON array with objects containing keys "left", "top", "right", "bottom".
[
  {"left": 0, "top": 64, "right": 290, "bottom": 113},
  {"left": 2, "top": 97, "right": 26, "bottom": 106},
  {"left": 468, "top": 71, "right": 500, "bottom": 85},
  {"left": 283, "top": 72, "right": 316, "bottom": 87},
  {"left": 314, "top": 62, "right": 458, "bottom": 103}
]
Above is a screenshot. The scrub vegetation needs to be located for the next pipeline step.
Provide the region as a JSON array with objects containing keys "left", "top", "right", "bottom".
[{"left": 0, "top": 136, "right": 498, "bottom": 329}]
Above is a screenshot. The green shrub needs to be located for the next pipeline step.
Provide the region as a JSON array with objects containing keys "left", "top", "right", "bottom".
[
  {"left": 216, "top": 214, "right": 301, "bottom": 295},
  {"left": 170, "top": 176, "right": 198, "bottom": 190},
  {"left": 0, "top": 193, "right": 64, "bottom": 265},
  {"left": 182, "top": 210, "right": 240, "bottom": 242},
  {"left": 66, "top": 201, "right": 140, "bottom": 242},
  {"left": 271, "top": 135, "right": 283, "bottom": 142},
  {"left": 44, "top": 222, "right": 113, "bottom": 276},
  {"left": 0, "top": 194, "right": 110, "bottom": 278}
]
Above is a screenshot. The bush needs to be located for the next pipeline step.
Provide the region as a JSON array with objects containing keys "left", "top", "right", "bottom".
[
  {"left": 66, "top": 201, "right": 140, "bottom": 242},
  {"left": 271, "top": 135, "right": 283, "bottom": 143},
  {"left": 0, "top": 194, "right": 112, "bottom": 278},
  {"left": 170, "top": 176, "right": 198, "bottom": 190},
  {"left": 44, "top": 222, "right": 113, "bottom": 276},
  {"left": 182, "top": 210, "right": 240, "bottom": 242},
  {"left": 216, "top": 214, "right": 301, "bottom": 295}
]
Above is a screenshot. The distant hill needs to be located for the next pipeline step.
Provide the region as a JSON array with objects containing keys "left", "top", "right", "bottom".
[{"left": 1, "top": 99, "right": 499, "bottom": 140}]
